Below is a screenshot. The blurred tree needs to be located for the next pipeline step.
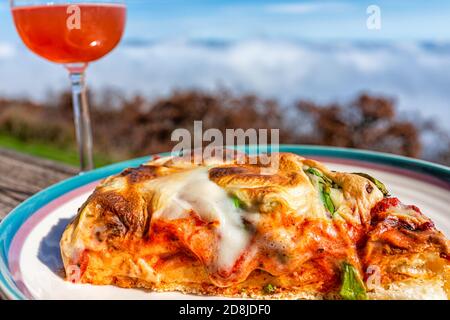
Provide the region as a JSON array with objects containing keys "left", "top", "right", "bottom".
[
  {"left": 0, "top": 90, "right": 447, "bottom": 165},
  {"left": 296, "top": 94, "right": 421, "bottom": 157}
]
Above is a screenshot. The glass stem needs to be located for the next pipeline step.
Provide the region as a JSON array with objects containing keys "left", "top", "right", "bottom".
[{"left": 69, "top": 72, "right": 94, "bottom": 172}]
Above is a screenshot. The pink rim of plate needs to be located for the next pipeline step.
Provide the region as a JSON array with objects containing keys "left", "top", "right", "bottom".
[
  {"left": 6, "top": 155, "right": 450, "bottom": 299},
  {"left": 8, "top": 181, "right": 100, "bottom": 298}
]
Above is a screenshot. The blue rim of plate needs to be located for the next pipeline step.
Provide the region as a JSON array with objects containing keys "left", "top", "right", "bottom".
[{"left": 0, "top": 145, "right": 449, "bottom": 300}]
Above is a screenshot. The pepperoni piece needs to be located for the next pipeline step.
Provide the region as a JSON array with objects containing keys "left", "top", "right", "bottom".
[
  {"left": 370, "top": 197, "right": 400, "bottom": 217},
  {"left": 78, "top": 250, "right": 90, "bottom": 276}
]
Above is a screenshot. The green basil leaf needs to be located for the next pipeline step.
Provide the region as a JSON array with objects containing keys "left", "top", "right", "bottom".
[
  {"left": 263, "top": 283, "right": 276, "bottom": 294},
  {"left": 354, "top": 173, "right": 390, "bottom": 196},
  {"left": 306, "top": 167, "right": 333, "bottom": 185},
  {"left": 306, "top": 167, "right": 323, "bottom": 178},
  {"left": 306, "top": 167, "right": 337, "bottom": 217},
  {"left": 339, "top": 262, "right": 368, "bottom": 300},
  {"left": 322, "top": 184, "right": 336, "bottom": 215},
  {"left": 232, "top": 195, "right": 245, "bottom": 209}
]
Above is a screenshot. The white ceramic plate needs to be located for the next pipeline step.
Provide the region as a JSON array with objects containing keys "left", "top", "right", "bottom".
[{"left": 1, "top": 146, "right": 449, "bottom": 300}]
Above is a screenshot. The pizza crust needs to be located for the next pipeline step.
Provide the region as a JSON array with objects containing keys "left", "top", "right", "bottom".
[{"left": 60, "top": 152, "right": 450, "bottom": 300}]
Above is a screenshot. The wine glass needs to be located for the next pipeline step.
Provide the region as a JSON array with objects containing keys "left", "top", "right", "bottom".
[{"left": 10, "top": 0, "right": 127, "bottom": 171}]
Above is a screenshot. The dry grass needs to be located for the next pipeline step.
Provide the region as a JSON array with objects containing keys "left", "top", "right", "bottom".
[{"left": 0, "top": 90, "right": 448, "bottom": 166}]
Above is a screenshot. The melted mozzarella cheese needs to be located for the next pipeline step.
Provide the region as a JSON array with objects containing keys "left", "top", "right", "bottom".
[{"left": 147, "top": 168, "right": 255, "bottom": 271}]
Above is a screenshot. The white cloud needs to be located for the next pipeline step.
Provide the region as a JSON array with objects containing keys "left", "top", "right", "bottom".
[
  {"left": 264, "top": 2, "right": 350, "bottom": 14},
  {"left": 0, "top": 42, "right": 15, "bottom": 58},
  {"left": 0, "top": 39, "right": 449, "bottom": 131}
]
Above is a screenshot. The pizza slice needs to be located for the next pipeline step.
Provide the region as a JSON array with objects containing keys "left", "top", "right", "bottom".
[{"left": 60, "top": 152, "right": 449, "bottom": 299}]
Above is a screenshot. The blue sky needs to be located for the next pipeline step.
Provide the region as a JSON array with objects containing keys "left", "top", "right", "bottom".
[
  {"left": 1, "top": 0, "right": 450, "bottom": 42},
  {"left": 1, "top": 0, "right": 449, "bottom": 131}
]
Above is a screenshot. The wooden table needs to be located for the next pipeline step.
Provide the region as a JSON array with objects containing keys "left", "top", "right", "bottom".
[{"left": 0, "top": 148, "right": 78, "bottom": 220}]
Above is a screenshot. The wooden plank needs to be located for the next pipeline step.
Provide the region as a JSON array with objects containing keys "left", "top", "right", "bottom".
[{"left": 0, "top": 148, "right": 78, "bottom": 220}]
